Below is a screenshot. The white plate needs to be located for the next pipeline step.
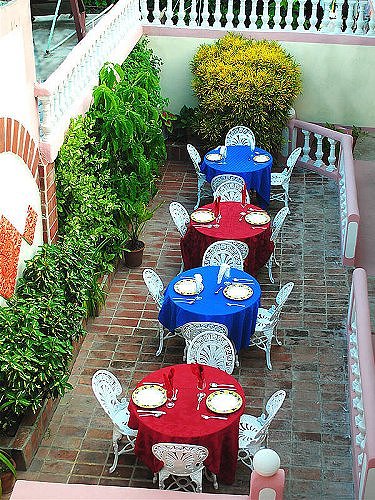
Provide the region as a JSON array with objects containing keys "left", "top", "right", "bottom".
[
  {"left": 191, "top": 209, "right": 215, "bottom": 223},
  {"left": 223, "top": 283, "right": 253, "bottom": 300},
  {"left": 245, "top": 211, "right": 270, "bottom": 225},
  {"left": 253, "top": 154, "right": 270, "bottom": 163},
  {"left": 206, "top": 390, "right": 243, "bottom": 414},
  {"left": 132, "top": 385, "right": 167, "bottom": 409},
  {"left": 206, "top": 153, "right": 222, "bottom": 162},
  {"left": 174, "top": 278, "right": 204, "bottom": 296}
]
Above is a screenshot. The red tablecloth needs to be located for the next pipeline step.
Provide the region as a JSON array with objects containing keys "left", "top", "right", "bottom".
[
  {"left": 181, "top": 201, "right": 274, "bottom": 275},
  {"left": 128, "top": 364, "right": 245, "bottom": 484}
]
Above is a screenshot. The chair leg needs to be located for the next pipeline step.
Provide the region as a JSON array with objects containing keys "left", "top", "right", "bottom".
[
  {"left": 265, "top": 342, "right": 273, "bottom": 370},
  {"left": 109, "top": 427, "right": 121, "bottom": 473},
  {"left": 204, "top": 468, "right": 219, "bottom": 489},
  {"left": 194, "top": 183, "right": 202, "bottom": 210},
  {"left": 155, "top": 323, "right": 164, "bottom": 356},
  {"left": 267, "top": 256, "right": 275, "bottom": 284}
]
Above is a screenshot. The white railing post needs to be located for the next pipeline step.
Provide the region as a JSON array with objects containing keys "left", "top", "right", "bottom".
[
  {"left": 273, "top": 0, "right": 282, "bottom": 30},
  {"left": 369, "top": 6, "right": 375, "bottom": 34},
  {"left": 140, "top": 0, "right": 149, "bottom": 22},
  {"left": 327, "top": 138, "right": 338, "bottom": 172},
  {"left": 249, "top": 0, "right": 259, "bottom": 29},
  {"left": 201, "top": 0, "right": 210, "bottom": 27},
  {"left": 296, "top": 0, "right": 307, "bottom": 31},
  {"left": 301, "top": 129, "right": 311, "bottom": 162},
  {"left": 152, "top": 0, "right": 161, "bottom": 25},
  {"left": 177, "top": 0, "right": 185, "bottom": 26},
  {"left": 260, "top": 0, "right": 269, "bottom": 29},
  {"left": 355, "top": 0, "right": 368, "bottom": 33},
  {"left": 226, "top": 0, "right": 235, "bottom": 28},
  {"left": 188, "top": 0, "right": 197, "bottom": 26},
  {"left": 237, "top": 0, "right": 246, "bottom": 29},
  {"left": 309, "top": 0, "right": 319, "bottom": 31},
  {"left": 284, "top": 0, "right": 294, "bottom": 30},
  {"left": 165, "top": 0, "right": 174, "bottom": 26},
  {"left": 333, "top": 0, "right": 345, "bottom": 33},
  {"left": 213, "top": 0, "right": 221, "bottom": 27},
  {"left": 319, "top": 0, "right": 332, "bottom": 32},
  {"left": 313, "top": 133, "right": 324, "bottom": 167}
]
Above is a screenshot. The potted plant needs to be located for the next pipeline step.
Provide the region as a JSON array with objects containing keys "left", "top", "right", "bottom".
[
  {"left": 118, "top": 173, "right": 160, "bottom": 268},
  {"left": 0, "top": 450, "right": 16, "bottom": 496}
]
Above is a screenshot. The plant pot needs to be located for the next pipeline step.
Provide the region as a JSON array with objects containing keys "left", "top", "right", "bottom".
[
  {"left": 123, "top": 241, "right": 145, "bottom": 268},
  {"left": 1, "top": 459, "right": 16, "bottom": 495}
]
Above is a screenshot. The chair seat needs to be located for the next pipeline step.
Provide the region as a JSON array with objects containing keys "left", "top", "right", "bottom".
[
  {"left": 112, "top": 409, "right": 138, "bottom": 436},
  {"left": 271, "top": 171, "right": 288, "bottom": 186}
]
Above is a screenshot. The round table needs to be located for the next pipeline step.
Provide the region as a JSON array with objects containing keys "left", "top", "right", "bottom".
[
  {"left": 128, "top": 364, "right": 245, "bottom": 484},
  {"left": 180, "top": 201, "right": 274, "bottom": 275},
  {"left": 200, "top": 145, "right": 273, "bottom": 209},
  {"left": 158, "top": 266, "right": 261, "bottom": 351}
]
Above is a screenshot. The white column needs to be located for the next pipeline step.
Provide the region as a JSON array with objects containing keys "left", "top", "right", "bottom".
[
  {"left": 327, "top": 138, "right": 337, "bottom": 172},
  {"left": 165, "top": 0, "right": 174, "bottom": 26},
  {"left": 201, "top": 0, "right": 210, "bottom": 26},
  {"left": 249, "top": 0, "right": 259, "bottom": 28},
  {"left": 301, "top": 130, "right": 311, "bottom": 162},
  {"left": 333, "top": 0, "right": 344, "bottom": 33},
  {"left": 313, "top": 133, "right": 323, "bottom": 168},
  {"left": 140, "top": 0, "right": 149, "bottom": 22},
  {"left": 260, "top": 0, "right": 269, "bottom": 29},
  {"left": 273, "top": 0, "right": 282, "bottom": 29},
  {"left": 227, "top": 0, "right": 234, "bottom": 27},
  {"left": 355, "top": 0, "right": 368, "bottom": 33},
  {"left": 152, "top": 0, "right": 161, "bottom": 25},
  {"left": 369, "top": 7, "right": 375, "bottom": 35},
  {"left": 319, "top": 0, "right": 332, "bottom": 32},
  {"left": 284, "top": 0, "right": 294, "bottom": 30}
]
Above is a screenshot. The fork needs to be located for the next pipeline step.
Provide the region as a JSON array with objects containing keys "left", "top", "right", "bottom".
[
  {"left": 201, "top": 414, "right": 228, "bottom": 420},
  {"left": 227, "top": 302, "right": 246, "bottom": 308}
]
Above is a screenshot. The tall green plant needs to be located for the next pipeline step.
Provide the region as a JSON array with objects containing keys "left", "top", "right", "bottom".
[{"left": 191, "top": 33, "right": 302, "bottom": 155}]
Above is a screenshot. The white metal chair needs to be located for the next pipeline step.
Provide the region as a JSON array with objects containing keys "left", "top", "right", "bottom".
[
  {"left": 169, "top": 202, "right": 190, "bottom": 272},
  {"left": 257, "top": 281, "right": 295, "bottom": 346},
  {"left": 270, "top": 147, "right": 301, "bottom": 209},
  {"left": 187, "top": 144, "right": 210, "bottom": 209},
  {"left": 152, "top": 442, "right": 218, "bottom": 492},
  {"left": 143, "top": 268, "right": 179, "bottom": 356},
  {"left": 250, "top": 282, "right": 294, "bottom": 369},
  {"left": 211, "top": 174, "right": 245, "bottom": 194},
  {"left": 238, "top": 390, "right": 286, "bottom": 469},
  {"left": 179, "top": 321, "right": 228, "bottom": 361},
  {"left": 266, "top": 207, "right": 290, "bottom": 283},
  {"left": 225, "top": 126, "right": 256, "bottom": 150},
  {"left": 91, "top": 370, "right": 138, "bottom": 473},
  {"left": 202, "top": 240, "right": 244, "bottom": 271},
  {"left": 213, "top": 180, "right": 250, "bottom": 204},
  {"left": 186, "top": 330, "right": 236, "bottom": 374},
  {"left": 169, "top": 202, "right": 190, "bottom": 238},
  {"left": 225, "top": 239, "right": 249, "bottom": 262}
]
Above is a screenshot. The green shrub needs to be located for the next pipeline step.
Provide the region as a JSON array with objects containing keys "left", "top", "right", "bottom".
[{"left": 191, "top": 33, "right": 302, "bottom": 155}]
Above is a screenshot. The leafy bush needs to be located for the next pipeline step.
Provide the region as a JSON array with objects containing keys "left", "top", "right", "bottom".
[
  {"left": 0, "top": 39, "right": 167, "bottom": 434},
  {"left": 191, "top": 33, "right": 302, "bottom": 155}
]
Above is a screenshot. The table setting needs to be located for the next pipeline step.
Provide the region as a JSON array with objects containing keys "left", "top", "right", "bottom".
[
  {"left": 128, "top": 363, "right": 245, "bottom": 484},
  {"left": 158, "top": 265, "right": 261, "bottom": 351},
  {"left": 200, "top": 144, "right": 273, "bottom": 209},
  {"left": 180, "top": 201, "right": 274, "bottom": 275}
]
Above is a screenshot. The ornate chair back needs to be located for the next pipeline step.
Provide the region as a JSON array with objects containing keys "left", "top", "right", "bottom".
[
  {"left": 143, "top": 268, "right": 164, "bottom": 309},
  {"left": 225, "top": 239, "right": 249, "bottom": 261},
  {"left": 186, "top": 330, "right": 236, "bottom": 374},
  {"left": 187, "top": 144, "right": 202, "bottom": 175},
  {"left": 211, "top": 174, "right": 245, "bottom": 193},
  {"left": 284, "top": 147, "right": 302, "bottom": 182},
  {"left": 225, "top": 126, "right": 256, "bottom": 150},
  {"left": 169, "top": 202, "right": 190, "bottom": 237},
  {"left": 152, "top": 443, "right": 208, "bottom": 475},
  {"left": 202, "top": 240, "right": 244, "bottom": 271},
  {"left": 270, "top": 207, "right": 289, "bottom": 243},
  {"left": 214, "top": 180, "right": 250, "bottom": 203},
  {"left": 91, "top": 369, "right": 125, "bottom": 419}
]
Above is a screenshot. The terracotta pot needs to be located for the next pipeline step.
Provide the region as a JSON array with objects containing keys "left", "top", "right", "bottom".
[
  {"left": 1, "top": 459, "right": 16, "bottom": 495},
  {"left": 123, "top": 241, "right": 145, "bottom": 268}
]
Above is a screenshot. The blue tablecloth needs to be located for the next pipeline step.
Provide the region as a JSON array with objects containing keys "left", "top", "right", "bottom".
[
  {"left": 201, "top": 145, "right": 273, "bottom": 209},
  {"left": 158, "top": 266, "right": 261, "bottom": 351}
]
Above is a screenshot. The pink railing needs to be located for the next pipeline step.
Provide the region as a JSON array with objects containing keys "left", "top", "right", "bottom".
[
  {"left": 347, "top": 267, "right": 375, "bottom": 499},
  {"left": 287, "top": 118, "right": 360, "bottom": 266}
]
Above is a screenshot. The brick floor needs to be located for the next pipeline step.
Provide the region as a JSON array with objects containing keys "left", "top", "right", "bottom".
[{"left": 18, "top": 161, "right": 353, "bottom": 498}]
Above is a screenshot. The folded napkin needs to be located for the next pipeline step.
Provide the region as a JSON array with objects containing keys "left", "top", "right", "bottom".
[
  {"left": 217, "top": 263, "right": 230, "bottom": 284},
  {"left": 163, "top": 367, "right": 175, "bottom": 399},
  {"left": 191, "top": 363, "right": 205, "bottom": 389},
  {"left": 214, "top": 195, "right": 221, "bottom": 217},
  {"left": 219, "top": 145, "right": 227, "bottom": 159},
  {"left": 194, "top": 273, "right": 203, "bottom": 294},
  {"left": 241, "top": 184, "right": 247, "bottom": 205}
]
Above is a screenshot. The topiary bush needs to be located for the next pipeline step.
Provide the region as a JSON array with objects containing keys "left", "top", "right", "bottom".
[{"left": 191, "top": 33, "right": 302, "bottom": 155}]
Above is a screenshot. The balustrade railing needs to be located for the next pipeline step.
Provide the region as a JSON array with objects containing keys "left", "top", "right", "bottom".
[
  {"left": 140, "top": 0, "right": 375, "bottom": 35},
  {"left": 287, "top": 118, "right": 359, "bottom": 266},
  {"left": 347, "top": 268, "right": 375, "bottom": 500},
  {"left": 34, "top": 0, "right": 142, "bottom": 163}
]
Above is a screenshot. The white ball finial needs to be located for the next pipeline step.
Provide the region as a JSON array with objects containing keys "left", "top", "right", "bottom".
[{"left": 253, "top": 449, "right": 280, "bottom": 477}]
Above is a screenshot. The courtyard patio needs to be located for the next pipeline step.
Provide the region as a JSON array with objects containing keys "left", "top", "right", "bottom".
[{"left": 16, "top": 159, "right": 354, "bottom": 498}]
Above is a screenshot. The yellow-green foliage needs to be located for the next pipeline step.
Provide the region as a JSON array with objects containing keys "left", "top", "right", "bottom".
[{"left": 191, "top": 33, "right": 302, "bottom": 154}]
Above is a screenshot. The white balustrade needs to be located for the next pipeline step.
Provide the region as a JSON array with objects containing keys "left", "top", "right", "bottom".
[
  {"left": 213, "top": 0, "right": 221, "bottom": 28},
  {"left": 273, "top": 0, "right": 282, "bottom": 30},
  {"left": 189, "top": 0, "right": 197, "bottom": 26},
  {"left": 309, "top": 0, "right": 319, "bottom": 31},
  {"left": 226, "top": 0, "right": 234, "bottom": 28},
  {"left": 296, "top": 0, "right": 307, "bottom": 31},
  {"left": 249, "top": 0, "right": 258, "bottom": 29},
  {"left": 237, "top": 0, "right": 246, "bottom": 29},
  {"left": 201, "top": 0, "right": 210, "bottom": 27},
  {"left": 177, "top": 0, "right": 185, "bottom": 26},
  {"left": 164, "top": 0, "right": 173, "bottom": 26},
  {"left": 313, "top": 133, "right": 324, "bottom": 167},
  {"left": 301, "top": 129, "right": 311, "bottom": 162},
  {"left": 355, "top": 0, "right": 368, "bottom": 34},
  {"left": 333, "top": 0, "right": 345, "bottom": 33}
]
